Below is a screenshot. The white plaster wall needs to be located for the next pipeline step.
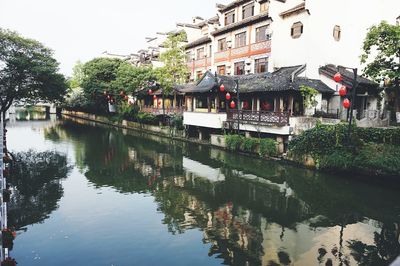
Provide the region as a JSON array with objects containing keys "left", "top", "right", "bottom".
[
  {"left": 183, "top": 112, "right": 227, "bottom": 128},
  {"left": 239, "top": 123, "right": 291, "bottom": 135},
  {"left": 269, "top": 0, "right": 400, "bottom": 79}
]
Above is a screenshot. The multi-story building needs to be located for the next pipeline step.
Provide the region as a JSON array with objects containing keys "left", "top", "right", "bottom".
[{"left": 179, "top": 0, "right": 399, "bottom": 146}]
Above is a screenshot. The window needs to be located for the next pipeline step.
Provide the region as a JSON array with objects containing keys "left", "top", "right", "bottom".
[
  {"left": 260, "top": 98, "right": 274, "bottom": 111},
  {"left": 255, "top": 25, "right": 270, "bottom": 42},
  {"left": 235, "top": 32, "right": 247, "bottom": 48},
  {"left": 195, "top": 95, "right": 208, "bottom": 109},
  {"left": 260, "top": 2, "right": 269, "bottom": 13},
  {"left": 234, "top": 61, "right": 245, "bottom": 75},
  {"left": 333, "top": 25, "right": 341, "bottom": 41},
  {"left": 218, "top": 38, "right": 227, "bottom": 51},
  {"left": 291, "top": 22, "right": 303, "bottom": 38},
  {"left": 186, "top": 52, "right": 192, "bottom": 62},
  {"left": 196, "top": 47, "right": 204, "bottom": 60},
  {"left": 225, "top": 10, "right": 235, "bottom": 26},
  {"left": 255, "top": 57, "right": 268, "bottom": 73},
  {"left": 242, "top": 3, "right": 254, "bottom": 19},
  {"left": 196, "top": 71, "right": 203, "bottom": 80},
  {"left": 217, "top": 65, "right": 226, "bottom": 75}
]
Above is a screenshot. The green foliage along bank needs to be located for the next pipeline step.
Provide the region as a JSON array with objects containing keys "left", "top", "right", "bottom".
[
  {"left": 225, "top": 135, "right": 278, "bottom": 158},
  {"left": 288, "top": 123, "right": 400, "bottom": 177}
]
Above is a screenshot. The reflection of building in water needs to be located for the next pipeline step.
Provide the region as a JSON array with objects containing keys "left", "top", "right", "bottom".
[{"left": 156, "top": 158, "right": 390, "bottom": 266}]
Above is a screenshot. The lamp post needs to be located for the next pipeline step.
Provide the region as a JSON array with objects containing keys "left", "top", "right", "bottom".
[
  {"left": 235, "top": 79, "right": 240, "bottom": 134},
  {"left": 335, "top": 66, "right": 358, "bottom": 142}
]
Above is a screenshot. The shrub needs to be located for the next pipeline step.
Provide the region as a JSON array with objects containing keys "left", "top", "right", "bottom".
[
  {"left": 136, "top": 112, "right": 158, "bottom": 125},
  {"left": 259, "top": 138, "right": 277, "bottom": 157},
  {"left": 117, "top": 102, "right": 139, "bottom": 120},
  {"left": 170, "top": 114, "right": 184, "bottom": 130},
  {"left": 242, "top": 138, "right": 258, "bottom": 153},
  {"left": 225, "top": 135, "right": 244, "bottom": 151}
]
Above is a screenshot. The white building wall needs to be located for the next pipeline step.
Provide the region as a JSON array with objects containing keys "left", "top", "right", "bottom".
[{"left": 269, "top": 0, "right": 400, "bottom": 79}]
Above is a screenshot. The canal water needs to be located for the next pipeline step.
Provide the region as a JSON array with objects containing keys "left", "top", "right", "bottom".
[{"left": 5, "top": 114, "right": 400, "bottom": 266}]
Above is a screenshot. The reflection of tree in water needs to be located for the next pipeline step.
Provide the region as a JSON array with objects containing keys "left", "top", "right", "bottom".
[
  {"left": 52, "top": 118, "right": 400, "bottom": 265},
  {"left": 8, "top": 150, "right": 71, "bottom": 231},
  {"left": 347, "top": 222, "right": 400, "bottom": 266}
]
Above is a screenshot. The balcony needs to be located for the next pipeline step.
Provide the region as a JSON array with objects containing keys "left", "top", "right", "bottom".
[
  {"left": 141, "top": 106, "right": 184, "bottom": 116},
  {"left": 227, "top": 110, "right": 290, "bottom": 126},
  {"left": 187, "top": 57, "right": 212, "bottom": 69},
  {"left": 214, "top": 40, "right": 272, "bottom": 63}
]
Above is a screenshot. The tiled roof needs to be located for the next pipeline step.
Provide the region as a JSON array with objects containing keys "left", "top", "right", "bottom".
[
  {"left": 185, "top": 36, "right": 212, "bottom": 50},
  {"left": 217, "top": 0, "right": 253, "bottom": 13},
  {"left": 180, "top": 66, "right": 335, "bottom": 94},
  {"left": 319, "top": 64, "right": 378, "bottom": 89},
  {"left": 211, "top": 12, "right": 271, "bottom": 36},
  {"left": 279, "top": 2, "right": 306, "bottom": 18}
]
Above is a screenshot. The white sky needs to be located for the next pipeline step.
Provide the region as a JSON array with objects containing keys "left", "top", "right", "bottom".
[{"left": 0, "top": 0, "right": 231, "bottom": 76}]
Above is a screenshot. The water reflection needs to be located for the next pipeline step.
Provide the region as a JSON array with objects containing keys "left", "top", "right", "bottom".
[
  {"left": 41, "top": 118, "right": 400, "bottom": 265},
  {"left": 8, "top": 150, "right": 71, "bottom": 231}
]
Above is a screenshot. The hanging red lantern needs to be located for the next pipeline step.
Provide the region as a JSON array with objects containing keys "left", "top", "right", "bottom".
[
  {"left": 230, "top": 101, "right": 236, "bottom": 109},
  {"left": 225, "top": 92, "right": 231, "bottom": 100},
  {"left": 148, "top": 89, "right": 152, "bottom": 95},
  {"left": 124, "top": 95, "right": 129, "bottom": 100},
  {"left": 338, "top": 86, "right": 347, "bottom": 97},
  {"left": 219, "top": 84, "right": 225, "bottom": 92},
  {"left": 153, "top": 95, "right": 157, "bottom": 100},
  {"left": 343, "top": 98, "right": 350, "bottom": 109},
  {"left": 334, "top": 72, "right": 342, "bottom": 83}
]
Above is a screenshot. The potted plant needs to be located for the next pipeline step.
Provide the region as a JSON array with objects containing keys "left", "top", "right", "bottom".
[{"left": 1, "top": 257, "right": 17, "bottom": 266}]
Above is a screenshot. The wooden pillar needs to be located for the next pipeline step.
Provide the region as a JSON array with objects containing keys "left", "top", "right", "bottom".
[
  {"left": 288, "top": 96, "right": 294, "bottom": 115},
  {"left": 207, "top": 96, "right": 211, "bottom": 113},
  {"left": 192, "top": 97, "right": 195, "bottom": 111},
  {"left": 215, "top": 97, "right": 219, "bottom": 113},
  {"left": 256, "top": 98, "right": 260, "bottom": 111}
]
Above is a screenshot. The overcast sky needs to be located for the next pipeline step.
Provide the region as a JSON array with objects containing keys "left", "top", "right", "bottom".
[{"left": 0, "top": 0, "right": 230, "bottom": 76}]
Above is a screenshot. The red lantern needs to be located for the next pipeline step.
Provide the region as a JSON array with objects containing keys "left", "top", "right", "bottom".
[
  {"left": 225, "top": 92, "right": 231, "bottom": 100},
  {"left": 153, "top": 95, "right": 157, "bottom": 100},
  {"left": 338, "top": 86, "right": 347, "bottom": 97},
  {"left": 124, "top": 95, "right": 129, "bottom": 100},
  {"left": 343, "top": 98, "right": 350, "bottom": 109},
  {"left": 148, "top": 89, "right": 152, "bottom": 95},
  {"left": 230, "top": 101, "right": 236, "bottom": 109},
  {"left": 334, "top": 72, "right": 342, "bottom": 83},
  {"left": 220, "top": 84, "right": 225, "bottom": 92}
]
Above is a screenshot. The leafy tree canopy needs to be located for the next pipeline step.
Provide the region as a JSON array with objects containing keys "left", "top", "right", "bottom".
[
  {"left": 361, "top": 21, "right": 400, "bottom": 81},
  {"left": 156, "top": 31, "right": 190, "bottom": 94},
  {"left": 81, "top": 57, "right": 154, "bottom": 96},
  {"left": 0, "top": 28, "right": 67, "bottom": 116},
  {"left": 68, "top": 60, "right": 84, "bottom": 89}
]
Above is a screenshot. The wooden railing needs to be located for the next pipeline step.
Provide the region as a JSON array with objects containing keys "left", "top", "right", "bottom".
[
  {"left": 227, "top": 110, "right": 290, "bottom": 126},
  {"left": 141, "top": 106, "right": 184, "bottom": 115}
]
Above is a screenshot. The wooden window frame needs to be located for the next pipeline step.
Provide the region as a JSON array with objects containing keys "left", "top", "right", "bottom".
[{"left": 291, "top": 22, "right": 303, "bottom": 39}]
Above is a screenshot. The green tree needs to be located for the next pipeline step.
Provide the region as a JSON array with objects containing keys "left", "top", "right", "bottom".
[
  {"left": 156, "top": 31, "right": 190, "bottom": 94},
  {"left": 81, "top": 57, "right": 125, "bottom": 95},
  {"left": 69, "top": 60, "right": 84, "bottom": 89},
  {"left": 82, "top": 57, "right": 154, "bottom": 96},
  {"left": 0, "top": 28, "right": 67, "bottom": 120},
  {"left": 361, "top": 21, "right": 400, "bottom": 112}
]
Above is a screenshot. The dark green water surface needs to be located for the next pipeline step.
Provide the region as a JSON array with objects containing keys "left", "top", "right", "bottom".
[{"left": 6, "top": 115, "right": 400, "bottom": 266}]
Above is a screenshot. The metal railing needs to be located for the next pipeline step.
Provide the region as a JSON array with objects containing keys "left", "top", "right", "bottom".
[
  {"left": 0, "top": 115, "right": 9, "bottom": 261},
  {"left": 141, "top": 106, "right": 184, "bottom": 116},
  {"left": 227, "top": 109, "right": 290, "bottom": 126}
]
